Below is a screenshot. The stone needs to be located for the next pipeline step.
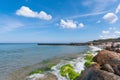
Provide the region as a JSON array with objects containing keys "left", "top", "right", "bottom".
[
  {"left": 77, "top": 64, "right": 120, "bottom": 80},
  {"left": 93, "top": 50, "right": 120, "bottom": 76},
  {"left": 93, "top": 50, "right": 120, "bottom": 66},
  {"left": 39, "top": 73, "right": 57, "bottom": 80},
  {"left": 102, "top": 64, "right": 114, "bottom": 73},
  {"left": 113, "top": 65, "right": 120, "bottom": 76}
]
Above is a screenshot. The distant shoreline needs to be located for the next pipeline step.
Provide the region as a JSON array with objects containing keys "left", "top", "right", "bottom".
[{"left": 37, "top": 43, "right": 89, "bottom": 46}]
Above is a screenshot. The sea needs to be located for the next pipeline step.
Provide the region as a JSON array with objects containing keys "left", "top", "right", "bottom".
[{"left": 0, "top": 43, "right": 89, "bottom": 80}]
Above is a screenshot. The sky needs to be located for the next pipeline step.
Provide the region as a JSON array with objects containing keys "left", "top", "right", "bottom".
[{"left": 0, "top": 0, "right": 120, "bottom": 43}]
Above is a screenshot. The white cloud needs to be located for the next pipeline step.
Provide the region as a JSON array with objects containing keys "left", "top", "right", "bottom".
[
  {"left": 115, "top": 4, "right": 120, "bottom": 14},
  {"left": 102, "top": 30, "right": 109, "bottom": 34},
  {"left": 16, "top": 6, "right": 52, "bottom": 20},
  {"left": 103, "top": 13, "right": 118, "bottom": 24},
  {"left": 78, "top": 23, "right": 84, "bottom": 28},
  {"left": 100, "top": 27, "right": 120, "bottom": 39},
  {"left": 114, "top": 31, "right": 120, "bottom": 35},
  {"left": 60, "top": 19, "right": 77, "bottom": 29},
  {"left": 60, "top": 19, "right": 84, "bottom": 29}
]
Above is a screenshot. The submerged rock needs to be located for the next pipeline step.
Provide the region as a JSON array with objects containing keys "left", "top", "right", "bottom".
[
  {"left": 26, "top": 73, "right": 57, "bottom": 80},
  {"left": 39, "top": 73, "right": 57, "bottom": 80}
]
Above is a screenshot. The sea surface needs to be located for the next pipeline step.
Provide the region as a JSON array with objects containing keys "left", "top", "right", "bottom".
[{"left": 0, "top": 43, "right": 89, "bottom": 80}]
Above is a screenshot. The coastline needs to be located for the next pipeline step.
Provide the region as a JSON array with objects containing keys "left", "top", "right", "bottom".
[
  {"left": 0, "top": 44, "right": 89, "bottom": 80},
  {"left": 7, "top": 48, "right": 89, "bottom": 80},
  {"left": 8, "top": 45, "right": 120, "bottom": 80},
  {"left": 24, "top": 46, "right": 101, "bottom": 80}
]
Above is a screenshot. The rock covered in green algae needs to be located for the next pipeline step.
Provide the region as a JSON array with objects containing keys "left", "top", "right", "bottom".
[
  {"left": 60, "top": 64, "right": 80, "bottom": 80},
  {"left": 84, "top": 53, "right": 94, "bottom": 61},
  {"left": 29, "top": 69, "right": 43, "bottom": 75},
  {"left": 84, "top": 53, "right": 94, "bottom": 68},
  {"left": 84, "top": 61, "right": 93, "bottom": 67}
]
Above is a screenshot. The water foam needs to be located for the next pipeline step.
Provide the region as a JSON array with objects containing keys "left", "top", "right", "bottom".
[{"left": 51, "top": 46, "right": 102, "bottom": 80}]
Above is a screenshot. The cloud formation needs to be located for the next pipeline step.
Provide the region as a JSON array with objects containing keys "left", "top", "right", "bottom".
[
  {"left": 68, "top": 11, "right": 107, "bottom": 19},
  {"left": 78, "top": 23, "right": 84, "bottom": 28},
  {"left": 100, "top": 27, "right": 120, "bottom": 39},
  {"left": 103, "top": 13, "right": 118, "bottom": 24},
  {"left": 60, "top": 19, "right": 84, "bottom": 29},
  {"left": 16, "top": 6, "right": 52, "bottom": 20},
  {"left": 116, "top": 4, "right": 120, "bottom": 14},
  {"left": 0, "top": 18, "right": 24, "bottom": 33}
]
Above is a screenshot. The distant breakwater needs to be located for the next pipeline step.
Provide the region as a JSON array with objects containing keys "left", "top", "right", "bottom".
[{"left": 37, "top": 43, "right": 90, "bottom": 46}]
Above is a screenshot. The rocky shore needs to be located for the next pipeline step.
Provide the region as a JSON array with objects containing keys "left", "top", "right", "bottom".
[
  {"left": 25, "top": 46, "right": 120, "bottom": 80},
  {"left": 78, "top": 50, "right": 120, "bottom": 80}
]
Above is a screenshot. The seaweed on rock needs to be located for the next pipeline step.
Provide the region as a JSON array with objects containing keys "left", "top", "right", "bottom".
[{"left": 60, "top": 64, "right": 79, "bottom": 80}]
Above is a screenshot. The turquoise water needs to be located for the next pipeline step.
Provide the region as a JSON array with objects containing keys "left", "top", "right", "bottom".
[{"left": 0, "top": 43, "right": 89, "bottom": 80}]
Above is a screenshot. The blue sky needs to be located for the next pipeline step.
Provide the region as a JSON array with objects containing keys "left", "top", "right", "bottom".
[{"left": 0, "top": 0, "right": 120, "bottom": 43}]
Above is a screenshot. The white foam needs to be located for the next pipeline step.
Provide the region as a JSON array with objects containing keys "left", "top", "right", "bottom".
[
  {"left": 51, "top": 57, "right": 86, "bottom": 80},
  {"left": 26, "top": 74, "right": 45, "bottom": 80},
  {"left": 51, "top": 46, "right": 102, "bottom": 80},
  {"left": 89, "top": 46, "right": 102, "bottom": 52}
]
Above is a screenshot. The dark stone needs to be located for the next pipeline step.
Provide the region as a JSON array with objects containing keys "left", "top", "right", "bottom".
[
  {"left": 77, "top": 64, "right": 120, "bottom": 80},
  {"left": 113, "top": 65, "right": 120, "bottom": 76},
  {"left": 102, "top": 64, "right": 114, "bottom": 73}
]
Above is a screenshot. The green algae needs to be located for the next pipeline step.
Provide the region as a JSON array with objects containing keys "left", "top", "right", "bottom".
[
  {"left": 60, "top": 64, "right": 79, "bottom": 80},
  {"left": 84, "top": 61, "right": 93, "bottom": 67},
  {"left": 84, "top": 53, "right": 93, "bottom": 61},
  {"left": 84, "top": 52, "right": 95, "bottom": 67},
  {"left": 29, "top": 69, "right": 43, "bottom": 75}
]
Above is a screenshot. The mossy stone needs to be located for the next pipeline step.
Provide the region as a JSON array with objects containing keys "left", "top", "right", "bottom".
[
  {"left": 60, "top": 64, "right": 80, "bottom": 80},
  {"left": 29, "top": 69, "right": 43, "bottom": 75}
]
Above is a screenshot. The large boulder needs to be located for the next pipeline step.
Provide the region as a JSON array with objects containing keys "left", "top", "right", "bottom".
[
  {"left": 78, "top": 63, "right": 120, "bottom": 80},
  {"left": 93, "top": 50, "right": 120, "bottom": 66},
  {"left": 102, "top": 64, "right": 114, "bottom": 73},
  {"left": 93, "top": 50, "right": 120, "bottom": 75}
]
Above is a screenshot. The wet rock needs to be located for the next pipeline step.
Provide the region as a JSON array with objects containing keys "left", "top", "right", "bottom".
[
  {"left": 78, "top": 50, "right": 120, "bottom": 80},
  {"left": 78, "top": 63, "right": 120, "bottom": 80},
  {"left": 113, "top": 65, "right": 120, "bottom": 76},
  {"left": 39, "top": 73, "right": 57, "bottom": 80},
  {"left": 93, "top": 50, "right": 120, "bottom": 76},
  {"left": 93, "top": 50, "right": 120, "bottom": 66},
  {"left": 102, "top": 64, "right": 114, "bottom": 73}
]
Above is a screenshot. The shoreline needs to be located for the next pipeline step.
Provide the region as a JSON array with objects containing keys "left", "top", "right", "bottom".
[
  {"left": 24, "top": 46, "right": 101, "bottom": 80},
  {"left": 0, "top": 44, "right": 88, "bottom": 80},
  {"left": 7, "top": 49, "right": 88, "bottom": 80}
]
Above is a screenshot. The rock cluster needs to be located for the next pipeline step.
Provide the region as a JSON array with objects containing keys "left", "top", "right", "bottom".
[
  {"left": 78, "top": 50, "right": 120, "bottom": 80},
  {"left": 104, "top": 42, "right": 120, "bottom": 53}
]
